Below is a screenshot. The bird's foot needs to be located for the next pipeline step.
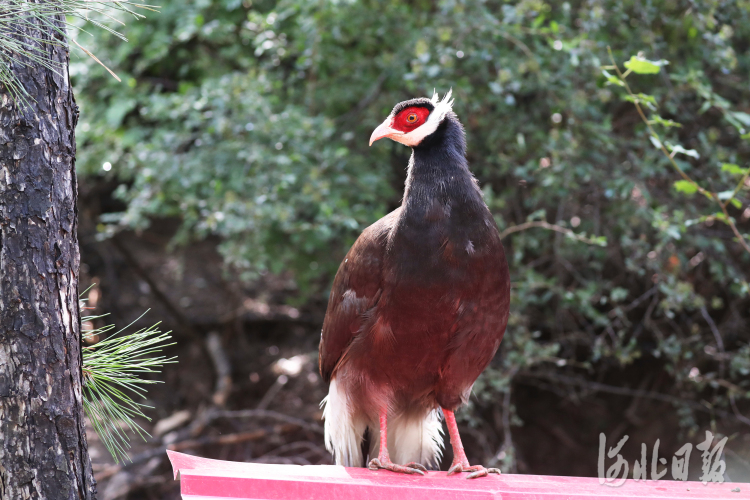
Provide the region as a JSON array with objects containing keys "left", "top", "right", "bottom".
[
  {"left": 447, "top": 462, "right": 501, "bottom": 479},
  {"left": 368, "top": 457, "right": 426, "bottom": 475}
]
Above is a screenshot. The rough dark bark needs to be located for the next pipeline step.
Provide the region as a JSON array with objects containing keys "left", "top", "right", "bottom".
[{"left": 0, "top": 7, "right": 96, "bottom": 500}]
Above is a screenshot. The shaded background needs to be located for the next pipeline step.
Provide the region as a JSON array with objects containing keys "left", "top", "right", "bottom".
[{"left": 69, "top": 0, "right": 750, "bottom": 498}]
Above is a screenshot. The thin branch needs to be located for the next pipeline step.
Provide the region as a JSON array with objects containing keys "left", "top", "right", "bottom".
[
  {"left": 167, "top": 429, "right": 268, "bottom": 452},
  {"left": 205, "top": 331, "right": 232, "bottom": 407},
  {"left": 335, "top": 70, "right": 389, "bottom": 123},
  {"left": 94, "top": 408, "right": 325, "bottom": 481},
  {"left": 500, "top": 372, "right": 517, "bottom": 473},
  {"left": 730, "top": 396, "right": 750, "bottom": 427},
  {"left": 607, "top": 46, "right": 750, "bottom": 255},
  {"left": 723, "top": 168, "right": 750, "bottom": 211},
  {"left": 256, "top": 375, "right": 288, "bottom": 411},
  {"left": 608, "top": 285, "right": 657, "bottom": 318},
  {"left": 701, "top": 306, "right": 726, "bottom": 378},
  {"left": 480, "top": 11, "right": 535, "bottom": 60},
  {"left": 521, "top": 372, "right": 750, "bottom": 426},
  {"left": 498, "top": 220, "right": 605, "bottom": 246},
  {"left": 210, "top": 408, "right": 325, "bottom": 435}
]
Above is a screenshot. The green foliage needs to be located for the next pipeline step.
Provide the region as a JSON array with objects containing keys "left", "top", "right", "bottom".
[
  {"left": 603, "top": 44, "right": 750, "bottom": 253},
  {"left": 674, "top": 180, "right": 698, "bottom": 196},
  {"left": 623, "top": 55, "right": 667, "bottom": 75},
  {"left": 666, "top": 143, "right": 700, "bottom": 159},
  {"left": 71, "top": 0, "right": 750, "bottom": 467},
  {"left": 81, "top": 300, "right": 176, "bottom": 463},
  {"left": 722, "top": 163, "right": 748, "bottom": 176}
]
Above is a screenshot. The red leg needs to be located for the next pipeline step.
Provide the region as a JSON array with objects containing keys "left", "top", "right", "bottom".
[
  {"left": 443, "top": 409, "right": 501, "bottom": 479},
  {"left": 367, "top": 411, "right": 426, "bottom": 475}
]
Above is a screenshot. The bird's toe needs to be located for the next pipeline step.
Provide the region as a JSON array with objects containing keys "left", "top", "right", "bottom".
[
  {"left": 465, "top": 465, "right": 502, "bottom": 479},
  {"left": 369, "top": 457, "right": 425, "bottom": 475},
  {"left": 466, "top": 469, "right": 487, "bottom": 479},
  {"left": 448, "top": 462, "right": 502, "bottom": 479}
]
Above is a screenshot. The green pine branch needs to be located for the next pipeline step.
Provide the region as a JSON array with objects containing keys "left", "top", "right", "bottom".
[
  {"left": 0, "top": 0, "right": 157, "bottom": 108},
  {"left": 80, "top": 296, "right": 176, "bottom": 463}
]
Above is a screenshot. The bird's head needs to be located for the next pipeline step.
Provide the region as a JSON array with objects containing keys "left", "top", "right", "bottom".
[{"left": 369, "top": 90, "right": 455, "bottom": 147}]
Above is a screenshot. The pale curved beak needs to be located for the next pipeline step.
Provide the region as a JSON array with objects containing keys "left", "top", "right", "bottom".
[{"left": 369, "top": 118, "right": 403, "bottom": 146}]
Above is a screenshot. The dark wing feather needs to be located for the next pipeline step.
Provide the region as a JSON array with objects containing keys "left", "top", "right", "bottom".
[{"left": 318, "top": 209, "right": 398, "bottom": 383}]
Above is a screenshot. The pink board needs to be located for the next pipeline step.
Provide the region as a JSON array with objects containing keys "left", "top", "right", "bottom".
[{"left": 167, "top": 450, "right": 746, "bottom": 500}]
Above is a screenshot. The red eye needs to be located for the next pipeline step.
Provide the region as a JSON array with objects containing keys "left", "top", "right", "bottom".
[{"left": 393, "top": 107, "right": 430, "bottom": 132}]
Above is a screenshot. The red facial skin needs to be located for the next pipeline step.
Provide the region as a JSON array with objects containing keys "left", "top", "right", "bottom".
[{"left": 391, "top": 106, "right": 430, "bottom": 133}]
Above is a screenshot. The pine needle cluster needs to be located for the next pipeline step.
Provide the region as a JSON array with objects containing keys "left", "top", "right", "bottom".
[
  {"left": 0, "top": 0, "right": 156, "bottom": 107},
  {"left": 80, "top": 297, "right": 176, "bottom": 463}
]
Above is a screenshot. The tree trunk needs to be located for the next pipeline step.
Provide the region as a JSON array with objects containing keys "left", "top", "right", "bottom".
[{"left": 0, "top": 7, "right": 96, "bottom": 500}]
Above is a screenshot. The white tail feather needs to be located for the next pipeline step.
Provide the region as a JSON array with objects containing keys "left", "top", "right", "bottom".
[
  {"left": 369, "top": 409, "right": 444, "bottom": 468},
  {"left": 322, "top": 379, "right": 445, "bottom": 468},
  {"left": 321, "top": 378, "right": 367, "bottom": 466}
]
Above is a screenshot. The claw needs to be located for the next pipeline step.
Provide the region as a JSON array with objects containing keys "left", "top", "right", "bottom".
[
  {"left": 442, "top": 409, "right": 501, "bottom": 479},
  {"left": 448, "top": 462, "right": 502, "bottom": 479},
  {"left": 368, "top": 457, "right": 425, "bottom": 475},
  {"left": 466, "top": 467, "right": 501, "bottom": 479},
  {"left": 447, "top": 462, "right": 464, "bottom": 475}
]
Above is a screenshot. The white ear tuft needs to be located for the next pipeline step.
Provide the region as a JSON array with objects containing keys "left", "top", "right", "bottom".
[
  {"left": 430, "top": 89, "right": 439, "bottom": 104},
  {"left": 432, "top": 88, "right": 454, "bottom": 121}
]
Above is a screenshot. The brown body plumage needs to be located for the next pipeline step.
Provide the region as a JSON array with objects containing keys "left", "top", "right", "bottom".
[{"left": 319, "top": 91, "right": 510, "bottom": 476}]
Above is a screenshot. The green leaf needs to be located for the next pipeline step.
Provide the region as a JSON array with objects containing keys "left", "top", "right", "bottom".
[
  {"left": 637, "top": 93, "right": 657, "bottom": 106},
  {"left": 601, "top": 70, "right": 624, "bottom": 87},
  {"left": 698, "top": 101, "right": 713, "bottom": 114},
  {"left": 722, "top": 163, "right": 748, "bottom": 176},
  {"left": 610, "top": 287, "right": 629, "bottom": 302},
  {"left": 730, "top": 198, "right": 742, "bottom": 209},
  {"left": 624, "top": 55, "right": 668, "bottom": 74},
  {"left": 667, "top": 143, "right": 700, "bottom": 159},
  {"left": 526, "top": 209, "right": 547, "bottom": 222},
  {"left": 718, "top": 190, "right": 737, "bottom": 201},
  {"left": 729, "top": 111, "right": 750, "bottom": 127},
  {"left": 674, "top": 180, "right": 698, "bottom": 195},
  {"left": 105, "top": 99, "right": 136, "bottom": 128},
  {"left": 651, "top": 115, "right": 682, "bottom": 128},
  {"left": 649, "top": 136, "right": 663, "bottom": 149},
  {"left": 624, "top": 93, "right": 657, "bottom": 110}
]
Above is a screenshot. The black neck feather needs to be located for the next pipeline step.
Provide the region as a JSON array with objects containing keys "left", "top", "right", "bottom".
[{"left": 402, "top": 114, "right": 482, "bottom": 212}]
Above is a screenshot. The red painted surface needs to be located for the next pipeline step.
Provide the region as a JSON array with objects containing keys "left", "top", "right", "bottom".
[{"left": 167, "top": 450, "right": 747, "bottom": 500}]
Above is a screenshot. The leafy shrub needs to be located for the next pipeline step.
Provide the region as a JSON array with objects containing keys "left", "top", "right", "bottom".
[{"left": 72, "top": 0, "right": 750, "bottom": 469}]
